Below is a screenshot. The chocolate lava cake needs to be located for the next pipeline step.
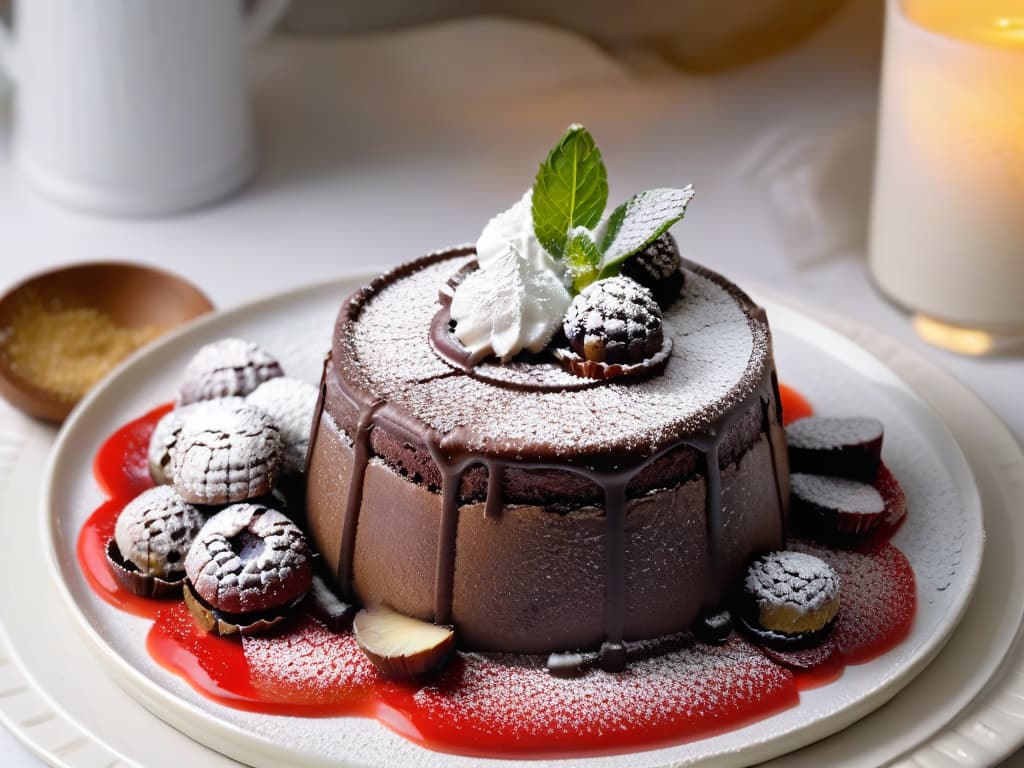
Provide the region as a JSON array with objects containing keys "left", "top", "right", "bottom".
[{"left": 305, "top": 246, "right": 790, "bottom": 658}]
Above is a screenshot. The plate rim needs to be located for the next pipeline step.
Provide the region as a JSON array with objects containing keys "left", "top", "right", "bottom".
[{"left": 38, "top": 274, "right": 985, "bottom": 768}]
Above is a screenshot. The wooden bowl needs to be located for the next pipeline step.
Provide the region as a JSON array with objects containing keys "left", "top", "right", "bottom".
[{"left": 0, "top": 262, "right": 214, "bottom": 423}]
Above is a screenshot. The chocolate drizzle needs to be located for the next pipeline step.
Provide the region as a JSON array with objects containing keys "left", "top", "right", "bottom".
[
  {"left": 336, "top": 393, "right": 384, "bottom": 597},
  {"left": 601, "top": 479, "right": 628, "bottom": 670},
  {"left": 763, "top": 376, "right": 789, "bottom": 547},
  {"left": 697, "top": 431, "right": 725, "bottom": 608},
  {"left": 308, "top": 247, "right": 787, "bottom": 668},
  {"left": 427, "top": 447, "right": 478, "bottom": 625},
  {"left": 484, "top": 461, "right": 505, "bottom": 519}
]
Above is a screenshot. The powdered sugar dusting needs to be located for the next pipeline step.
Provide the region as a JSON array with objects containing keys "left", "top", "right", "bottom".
[
  {"left": 745, "top": 551, "right": 840, "bottom": 613},
  {"left": 113, "top": 486, "right": 203, "bottom": 579},
  {"left": 406, "top": 636, "right": 795, "bottom": 752},
  {"left": 147, "top": 398, "right": 245, "bottom": 485},
  {"left": 246, "top": 378, "right": 318, "bottom": 475},
  {"left": 791, "top": 473, "right": 885, "bottom": 516},
  {"left": 466, "top": 357, "right": 594, "bottom": 389},
  {"left": 244, "top": 614, "right": 380, "bottom": 704},
  {"left": 171, "top": 403, "right": 282, "bottom": 505},
  {"left": 787, "top": 417, "right": 883, "bottom": 451},
  {"left": 791, "top": 539, "right": 916, "bottom": 664},
  {"left": 346, "top": 254, "right": 769, "bottom": 456},
  {"left": 179, "top": 338, "right": 284, "bottom": 405}
]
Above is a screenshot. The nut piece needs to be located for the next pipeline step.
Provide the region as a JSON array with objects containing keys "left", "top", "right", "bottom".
[
  {"left": 171, "top": 402, "right": 283, "bottom": 505},
  {"left": 178, "top": 338, "right": 283, "bottom": 405},
  {"left": 353, "top": 605, "right": 456, "bottom": 679},
  {"left": 114, "top": 486, "right": 204, "bottom": 580},
  {"left": 246, "top": 377, "right": 318, "bottom": 475},
  {"left": 182, "top": 579, "right": 294, "bottom": 637}
]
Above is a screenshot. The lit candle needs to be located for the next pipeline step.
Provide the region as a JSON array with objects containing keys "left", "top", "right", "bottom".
[{"left": 869, "top": 0, "right": 1024, "bottom": 349}]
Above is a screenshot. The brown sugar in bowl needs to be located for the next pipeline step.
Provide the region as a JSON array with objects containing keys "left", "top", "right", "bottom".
[{"left": 0, "top": 262, "right": 214, "bottom": 423}]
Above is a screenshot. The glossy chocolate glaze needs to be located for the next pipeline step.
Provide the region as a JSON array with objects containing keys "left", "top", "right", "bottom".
[{"left": 306, "top": 248, "right": 788, "bottom": 663}]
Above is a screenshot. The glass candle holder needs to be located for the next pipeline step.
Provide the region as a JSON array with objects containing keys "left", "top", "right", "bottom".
[{"left": 869, "top": 0, "right": 1024, "bottom": 355}]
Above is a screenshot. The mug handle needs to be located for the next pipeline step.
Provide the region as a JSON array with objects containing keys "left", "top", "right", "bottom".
[{"left": 245, "top": 0, "right": 291, "bottom": 48}]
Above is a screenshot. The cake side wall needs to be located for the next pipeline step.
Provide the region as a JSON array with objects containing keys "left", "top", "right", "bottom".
[{"left": 307, "top": 412, "right": 784, "bottom": 654}]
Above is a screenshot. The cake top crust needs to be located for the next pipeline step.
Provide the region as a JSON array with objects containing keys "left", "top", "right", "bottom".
[{"left": 333, "top": 248, "right": 771, "bottom": 460}]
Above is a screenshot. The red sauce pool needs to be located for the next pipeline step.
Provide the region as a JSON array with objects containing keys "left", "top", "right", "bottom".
[
  {"left": 779, "top": 383, "right": 814, "bottom": 425},
  {"left": 78, "top": 390, "right": 917, "bottom": 759}
]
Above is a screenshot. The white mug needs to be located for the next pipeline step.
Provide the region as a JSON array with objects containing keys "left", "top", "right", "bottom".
[{"left": 0, "top": 0, "right": 288, "bottom": 216}]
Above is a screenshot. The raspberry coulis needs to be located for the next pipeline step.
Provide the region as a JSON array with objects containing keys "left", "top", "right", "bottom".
[{"left": 78, "top": 392, "right": 917, "bottom": 759}]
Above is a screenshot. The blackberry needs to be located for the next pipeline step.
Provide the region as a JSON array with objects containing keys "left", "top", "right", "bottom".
[
  {"left": 619, "top": 232, "right": 684, "bottom": 309},
  {"left": 563, "top": 276, "right": 663, "bottom": 365}
]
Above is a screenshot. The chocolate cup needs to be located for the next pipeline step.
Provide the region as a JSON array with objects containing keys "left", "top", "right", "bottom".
[
  {"left": 182, "top": 580, "right": 302, "bottom": 637},
  {"left": 736, "top": 612, "right": 837, "bottom": 652},
  {"left": 105, "top": 539, "right": 185, "bottom": 599},
  {"left": 552, "top": 337, "right": 674, "bottom": 381}
]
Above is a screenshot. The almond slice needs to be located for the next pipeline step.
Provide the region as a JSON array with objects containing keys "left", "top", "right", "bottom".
[{"left": 353, "top": 605, "right": 455, "bottom": 679}]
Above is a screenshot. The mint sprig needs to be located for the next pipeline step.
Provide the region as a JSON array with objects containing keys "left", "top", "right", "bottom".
[
  {"left": 564, "top": 226, "right": 602, "bottom": 292},
  {"left": 530, "top": 125, "right": 694, "bottom": 294},
  {"left": 531, "top": 125, "right": 608, "bottom": 259},
  {"left": 598, "top": 187, "right": 695, "bottom": 278}
]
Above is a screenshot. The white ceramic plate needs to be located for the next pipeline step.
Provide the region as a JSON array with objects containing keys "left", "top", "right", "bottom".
[{"left": 39, "top": 277, "right": 984, "bottom": 768}]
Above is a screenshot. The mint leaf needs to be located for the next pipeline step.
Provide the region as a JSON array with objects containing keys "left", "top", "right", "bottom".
[
  {"left": 564, "top": 226, "right": 602, "bottom": 293},
  {"left": 532, "top": 125, "right": 608, "bottom": 259},
  {"left": 598, "top": 186, "right": 695, "bottom": 277}
]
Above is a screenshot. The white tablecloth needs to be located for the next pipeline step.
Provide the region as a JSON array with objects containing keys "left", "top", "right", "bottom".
[{"left": 0, "top": 2, "right": 1020, "bottom": 765}]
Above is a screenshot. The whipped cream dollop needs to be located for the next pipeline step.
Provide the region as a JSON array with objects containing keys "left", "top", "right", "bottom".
[{"left": 450, "top": 191, "right": 571, "bottom": 362}]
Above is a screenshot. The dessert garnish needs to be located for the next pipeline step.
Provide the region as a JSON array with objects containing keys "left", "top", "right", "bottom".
[
  {"left": 147, "top": 397, "right": 245, "bottom": 485},
  {"left": 556, "top": 274, "right": 672, "bottom": 379},
  {"left": 449, "top": 124, "right": 693, "bottom": 365},
  {"left": 620, "top": 232, "right": 685, "bottom": 309},
  {"left": 246, "top": 377, "right": 319, "bottom": 476},
  {"left": 791, "top": 473, "right": 886, "bottom": 537},
  {"left": 737, "top": 551, "right": 841, "bottom": 651},
  {"left": 786, "top": 416, "right": 884, "bottom": 481},
  {"left": 784, "top": 416, "right": 902, "bottom": 541},
  {"left": 183, "top": 503, "right": 312, "bottom": 636},
  {"left": 450, "top": 191, "right": 572, "bottom": 363},
  {"left": 178, "top": 337, "right": 283, "bottom": 405},
  {"left": 353, "top": 604, "right": 456, "bottom": 679},
  {"left": 106, "top": 485, "right": 203, "bottom": 597},
  {"left": 171, "top": 402, "right": 283, "bottom": 505}
]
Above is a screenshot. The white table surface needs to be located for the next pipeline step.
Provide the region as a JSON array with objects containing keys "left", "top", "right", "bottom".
[{"left": 0, "top": 2, "right": 1021, "bottom": 765}]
